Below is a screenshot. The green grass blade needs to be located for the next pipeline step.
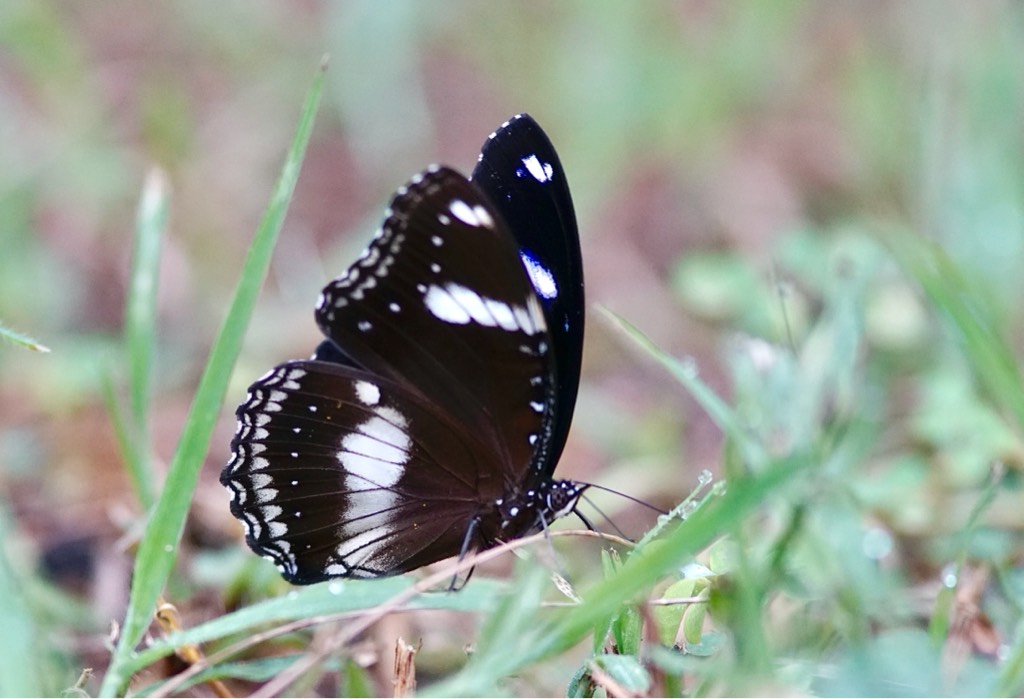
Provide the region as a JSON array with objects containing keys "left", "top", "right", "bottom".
[
  {"left": 597, "top": 305, "right": 767, "bottom": 467},
  {"left": 0, "top": 321, "right": 50, "bottom": 353},
  {"left": 121, "top": 577, "right": 508, "bottom": 686},
  {"left": 0, "top": 504, "right": 43, "bottom": 696},
  {"left": 101, "top": 371, "right": 148, "bottom": 508},
  {"left": 929, "top": 465, "right": 1003, "bottom": 643},
  {"left": 99, "top": 62, "right": 326, "bottom": 697},
  {"left": 434, "top": 564, "right": 550, "bottom": 697},
  {"left": 888, "top": 232, "right": 1024, "bottom": 427},
  {"left": 997, "top": 623, "right": 1024, "bottom": 697},
  {"left": 120, "top": 167, "right": 171, "bottom": 508}
]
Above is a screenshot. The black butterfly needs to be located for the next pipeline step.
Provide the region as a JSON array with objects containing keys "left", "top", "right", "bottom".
[{"left": 221, "top": 114, "right": 587, "bottom": 584}]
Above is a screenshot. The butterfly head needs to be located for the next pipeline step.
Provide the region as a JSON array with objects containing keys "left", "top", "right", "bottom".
[{"left": 491, "top": 479, "right": 588, "bottom": 541}]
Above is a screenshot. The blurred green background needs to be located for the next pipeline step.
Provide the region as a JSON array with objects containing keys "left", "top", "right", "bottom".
[{"left": 3, "top": 1, "right": 1024, "bottom": 695}]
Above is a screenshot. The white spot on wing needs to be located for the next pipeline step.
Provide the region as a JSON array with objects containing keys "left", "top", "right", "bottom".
[
  {"left": 335, "top": 527, "right": 391, "bottom": 562},
  {"left": 449, "top": 199, "right": 495, "bottom": 228},
  {"left": 327, "top": 561, "right": 350, "bottom": 576},
  {"left": 484, "top": 298, "right": 518, "bottom": 331},
  {"left": 423, "top": 284, "right": 471, "bottom": 325},
  {"left": 522, "top": 154, "right": 554, "bottom": 183},
  {"left": 255, "top": 487, "right": 279, "bottom": 504},
  {"left": 513, "top": 305, "right": 536, "bottom": 335},
  {"left": 268, "top": 521, "right": 287, "bottom": 538},
  {"left": 339, "top": 408, "right": 410, "bottom": 489},
  {"left": 473, "top": 205, "right": 494, "bottom": 228},
  {"left": 423, "top": 282, "right": 545, "bottom": 334},
  {"left": 449, "top": 284, "right": 490, "bottom": 325},
  {"left": 354, "top": 381, "right": 380, "bottom": 406},
  {"left": 520, "top": 251, "right": 558, "bottom": 300}
]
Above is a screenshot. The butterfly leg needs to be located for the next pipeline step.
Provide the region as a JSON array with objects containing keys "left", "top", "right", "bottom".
[
  {"left": 448, "top": 515, "right": 481, "bottom": 592},
  {"left": 573, "top": 508, "right": 597, "bottom": 532}
]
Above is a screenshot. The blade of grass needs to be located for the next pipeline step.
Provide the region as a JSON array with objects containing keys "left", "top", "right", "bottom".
[
  {"left": 99, "top": 60, "right": 327, "bottom": 697},
  {"left": 997, "top": 620, "right": 1024, "bottom": 697},
  {"left": 0, "top": 321, "right": 50, "bottom": 353},
  {"left": 120, "top": 167, "right": 171, "bottom": 509},
  {"left": 596, "top": 305, "right": 767, "bottom": 468},
  {"left": 929, "top": 464, "right": 1003, "bottom": 643},
  {"left": 434, "top": 564, "right": 549, "bottom": 697},
  {"left": 100, "top": 373, "right": 149, "bottom": 510},
  {"left": 0, "top": 503, "right": 43, "bottom": 696},
  {"left": 119, "top": 576, "right": 509, "bottom": 683},
  {"left": 888, "top": 232, "right": 1024, "bottom": 428}
]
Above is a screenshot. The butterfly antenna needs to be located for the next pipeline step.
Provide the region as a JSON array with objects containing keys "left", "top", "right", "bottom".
[
  {"left": 576, "top": 481, "right": 667, "bottom": 515},
  {"left": 577, "top": 492, "right": 631, "bottom": 540},
  {"left": 570, "top": 482, "right": 667, "bottom": 542}
]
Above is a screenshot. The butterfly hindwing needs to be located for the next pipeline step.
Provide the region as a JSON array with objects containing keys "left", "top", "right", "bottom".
[{"left": 223, "top": 359, "right": 502, "bottom": 584}]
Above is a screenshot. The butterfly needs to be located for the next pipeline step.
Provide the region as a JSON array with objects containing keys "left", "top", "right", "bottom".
[{"left": 221, "top": 114, "right": 587, "bottom": 584}]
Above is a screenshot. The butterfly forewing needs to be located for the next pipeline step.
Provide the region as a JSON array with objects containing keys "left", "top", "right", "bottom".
[
  {"left": 471, "top": 114, "right": 583, "bottom": 480},
  {"left": 224, "top": 359, "right": 501, "bottom": 584},
  {"left": 315, "top": 166, "right": 556, "bottom": 483}
]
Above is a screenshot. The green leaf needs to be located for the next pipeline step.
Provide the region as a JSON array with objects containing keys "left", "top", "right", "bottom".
[
  {"left": 591, "top": 654, "right": 652, "bottom": 694},
  {"left": 653, "top": 578, "right": 694, "bottom": 646},
  {"left": 610, "top": 603, "right": 642, "bottom": 657},
  {"left": 682, "top": 599, "right": 707, "bottom": 646},
  {"left": 567, "top": 662, "right": 596, "bottom": 698},
  {"left": 683, "top": 630, "right": 726, "bottom": 658}
]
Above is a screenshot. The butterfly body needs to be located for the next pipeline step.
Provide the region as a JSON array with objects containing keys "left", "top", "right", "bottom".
[{"left": 222, "top": 115, "right": 585, "bottom": 585}]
